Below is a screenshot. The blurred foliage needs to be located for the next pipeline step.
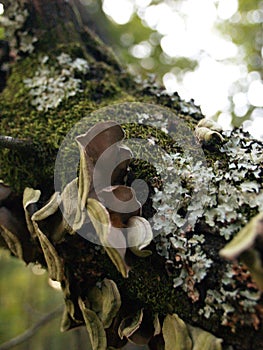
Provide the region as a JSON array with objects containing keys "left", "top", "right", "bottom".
[
  {"left": 76, "top": 0, "right": 262, "bottom": 131},
  {"left": 0, "top": 250, "right": 89, "bottom": 349},
  {"left": 217, "top": 0, "right": 263, "bottom": 127},
  {"left": 78, "top": 0, "right": 199, "bottom": 81}
]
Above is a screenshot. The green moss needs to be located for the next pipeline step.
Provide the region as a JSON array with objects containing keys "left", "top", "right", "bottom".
[
  {"left": 0, "top": 38, "right": 204, "bottom": 196},
  {"left": 0, "top": 47, "right": 138, "bottom": 193}
]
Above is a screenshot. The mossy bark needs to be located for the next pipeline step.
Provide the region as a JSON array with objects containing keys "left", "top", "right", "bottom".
[{"left": 0, "top": 1, "right": 262, "bottom": 350}]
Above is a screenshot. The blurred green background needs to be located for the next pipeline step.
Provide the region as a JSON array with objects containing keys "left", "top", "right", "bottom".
[
  {"left": 76, "top": 0, "right": 263, "bottom": 139},
  {"left": 0, "top": 0, "right": 262, "bottom": 349},
  {"left": 0, "top": 250, "right": 90, "bottom": 349}
]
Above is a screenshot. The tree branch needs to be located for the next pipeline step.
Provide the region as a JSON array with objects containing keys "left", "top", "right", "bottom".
[
  {"left": 0, "top": 305, "right": 64, "bottom": 350},
  {"left": 0, "top": 135, "right": 35, "bottom": 152}
]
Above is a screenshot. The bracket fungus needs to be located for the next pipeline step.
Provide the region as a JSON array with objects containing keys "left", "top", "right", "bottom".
[
  {"left": 0, "top": 121, "right": 156, "bottom": 349},
  {"left": 20, "top": 121, "right": 154, "bottom": 281}
]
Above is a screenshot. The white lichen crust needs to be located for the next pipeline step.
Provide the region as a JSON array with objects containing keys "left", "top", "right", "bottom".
[
  {"left": 147, "top": 120, "right": 263, "bottom": 326},
  {"left": 24, "top": 54, "right": 89, "bottom": 111}
]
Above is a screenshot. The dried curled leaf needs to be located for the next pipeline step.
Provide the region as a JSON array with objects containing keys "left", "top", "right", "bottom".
[
  {"left": 195, "top": 127, "right": 224, "bottom": 143},
  {"left": 153, "top": 314, "right": 161, "bottom": 336},
  {"left": 0, "top": 224, "right": 23, "bottom": 259},
  {"left": 33, "top": 222, "right": 64, "bottom": 281},
  {"left": 99, "top": 278, "right": 121, "bottom": 328},
  {"left": 188, "top": 325, "right": 222, "bottom": 350},
  {"left": 128, "top": 312, "right": 156, "bottom": 345},
  {"left": 32, "top": 192, "right": 61, "bottom": 222},
  {"left": 75, "top": 136, "right": 91, "bottom": 210},
  {"left": 24, "top": 188, "right": 66, "bottom": 243},
  {"left": 23, "top": 187, "right": 41, "bottom": 236},
  {"left": 78, "top": 121, "right": 125, "bottom": 163},
  {"left": 60, "top": 306, "right": 83, "bottom": 332},
  {"left": 118, "top": 309, "right": 144, "bottom": 340},
  {"left": 241, "top": 250, "right": 263, "bottom": 291},
  {"left": 220, "top": 212, "right": 263, "bottom": 291},
  {"left": 99, "top": 185, "right": 141, "bottom": 223},
  {"left": 127, "top": 216, "right": 152, "bottom": 257},
  {"left": 87, "top": 198, "right": 129, "bottom": 278},
  {"left": 78, "top": 297, "right": 107, "bottom": 350},
  {"left": 60, "top": 279, "right": 84, "bottom": 331},
  {"left": 162, "top": 314, "right": 192, "bottom": 350},
  {"left": 197, "top": 118, "right": 222, "bottom": 132},
  {"left": 60, "top": 308, "right": 73, "bottom": 332},
  {"left": 76, "top": 121, "right": 129, "bottom": 192},
  {"left": 60, "top": 178, "right": 85, "bottom": 233},
  {"left": 87, "top": 278, "right": 121, "bottom": 329},
  {"left": 88, "top": 286, "right": 103, "bottom": 313},
  {"left": 220, "top": 212, "right": 263, "bottom": 259}
]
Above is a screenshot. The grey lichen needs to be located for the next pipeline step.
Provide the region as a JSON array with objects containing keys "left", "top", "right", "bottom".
[
  {"left": 0, "top": 1, "right": 38, "bottom": 54},
  {"left": 144, "top": 118, "right": 263, "bottom": 320},
  {"left": 199, "top": 264, "right": 261, "bottom": 331},
  {"left": 23, "top": 53, "right": 89, "bottom": 111}
]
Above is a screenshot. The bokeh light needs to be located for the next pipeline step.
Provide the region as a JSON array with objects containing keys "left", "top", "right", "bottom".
[
  {"left": 0, "top": 3, "right": 4, "bottom": 15},
  {"left": 100, "top": 0, "right": 262, "bottom": 139},
  {"left": 102, "top": 0, "right": 134, "bottom": 25},
  {"left": 217, "top": 0, "right": 238, "bottom": 20}
]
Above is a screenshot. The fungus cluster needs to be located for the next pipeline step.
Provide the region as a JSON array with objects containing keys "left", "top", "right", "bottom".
[{"left": 0, "top": 120, "right": 227, "bottom": 349}]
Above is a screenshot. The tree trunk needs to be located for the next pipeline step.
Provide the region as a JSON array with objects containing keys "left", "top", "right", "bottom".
[{"left": 0, "top": 1, "right": 262, "bottom": 349}]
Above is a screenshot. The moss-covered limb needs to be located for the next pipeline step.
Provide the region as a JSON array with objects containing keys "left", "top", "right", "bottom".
[
  {"left": 0, "top": 1, "right": 263, "bottom": 349},
  {"left": 0, "top": 0, "right": 206, "bottom": 193},
  {"left": 0, "top": 135, "right": 36, "bottom": 151},
  {"left": 0, "top": 52, "right": 203, "bottom": 193},
  {"left": 53, "top": 229, "right": 262, "bottom": 350},
  {"left": 1, "top": 126, "right": 262, "bottom": 349}
]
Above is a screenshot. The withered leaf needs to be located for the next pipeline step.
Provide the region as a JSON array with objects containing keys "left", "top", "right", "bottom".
[
  {"left": 162, "top": 314, "right": 192, "bottom": 350},
  {"left": 99, "top": 278, "right": 121, "bottom": 328},
  {"left": 0, "top": 224, "right": 23, "bottom": 260},
  {"left": 79, "top": 297, "right": 107, "bottom": 350},
  {"left": 32, "top": 192, "right": 61, "bottom": 222},
  {"left": 75, "top": 135, "right": 92, "bottom": 210},
  {"left": 127, "top": 216, "right": 152, "bottom": 257},
  {"left": 87, "top": 198, "right": 129, "bottom": 278},
  {"left": 33, "top": 222, "right": 64, "bottom": 282},
  {"left": 220, "top": 212, "right": 263, "bottom": 259},
  {"left": 118, "top": 309, "right": 144, "bottom": 340},
  {"left": 87, "top": 279, "right": 121, "bottom": 329},
  {"left": 188, "top": 325, "right": 222, "bottom": 350},
  {"left": 60, "top": 178, "right": 85, "bottom": 233},
  {"left": 195, "top": 127, "right": 224, "bottom": 143},
  {"left": 220, "top": 212, "right": 263, "bottom": 291},
  {"left": 23, "top": 187, "right": 41, "bottom": 236}
]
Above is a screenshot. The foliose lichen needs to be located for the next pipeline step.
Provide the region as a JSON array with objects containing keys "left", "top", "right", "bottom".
[
  {"left": 0, "top": 1, "right": 37, "bottom": 54},
  {"left": 199, "top": 263, "right": 261, "bottom": 331},
  {"left": 23, "top": 53, "right": 89, "bottom": 111},
  {"left": 137, "top": 114, "right": 263, "bottom": 325}
]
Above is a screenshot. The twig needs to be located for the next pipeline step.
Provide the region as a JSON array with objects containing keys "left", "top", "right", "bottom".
[
  {"left": 0, "top": 305, "right": 64, "bottom": 350},
  {"left": 0, "top": 135, "right": 37, "bottom": 152}
]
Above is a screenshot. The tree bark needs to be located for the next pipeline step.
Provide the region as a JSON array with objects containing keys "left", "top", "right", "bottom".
[{"left": 0, "top": 1, "right": 262, "bottom": 350}]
